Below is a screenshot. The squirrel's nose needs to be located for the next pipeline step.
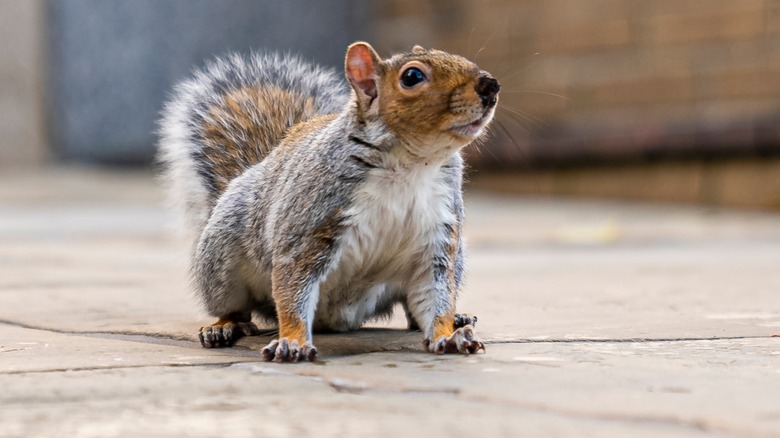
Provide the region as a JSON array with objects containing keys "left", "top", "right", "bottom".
[{"left": 475, "top": 74, "right": 500, "bottom": 108}]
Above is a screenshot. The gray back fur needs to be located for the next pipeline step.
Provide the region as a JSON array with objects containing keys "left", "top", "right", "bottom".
[{"left": 157, "top": 52, "right": 349, "bottom": 238}]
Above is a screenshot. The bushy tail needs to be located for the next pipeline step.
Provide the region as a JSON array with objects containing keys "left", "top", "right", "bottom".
[{"left": 157, "top": 52, "right": 348, "bottom": 238}]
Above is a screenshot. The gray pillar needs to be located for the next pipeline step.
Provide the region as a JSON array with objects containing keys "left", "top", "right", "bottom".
[
  {"left": 0, "top": 0, "right": 46, "bottom": 166},
  {"left": 46, "top": 0, "right": 370, "bottom": 164}
]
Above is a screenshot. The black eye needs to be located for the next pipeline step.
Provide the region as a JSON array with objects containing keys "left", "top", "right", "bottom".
[{"left": 400, "top": 67, "right": 426, "bottom": 88}]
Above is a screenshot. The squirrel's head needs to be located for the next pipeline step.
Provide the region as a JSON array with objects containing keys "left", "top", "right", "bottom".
[{"left": 345, "top": 42, "right": 500, "bottom": 156}]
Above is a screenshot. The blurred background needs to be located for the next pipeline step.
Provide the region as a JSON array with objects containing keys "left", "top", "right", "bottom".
[{"left": 2, "top": 0, "right": 779, "bottom": 208}]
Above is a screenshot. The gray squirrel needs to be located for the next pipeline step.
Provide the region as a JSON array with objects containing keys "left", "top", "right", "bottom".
[{"left": 158, "top": 42, "right": 499, "bottom": 362}]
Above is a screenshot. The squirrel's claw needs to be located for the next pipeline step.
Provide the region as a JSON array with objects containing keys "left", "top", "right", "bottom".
[
  {"left": 425, "top": 324, "right": 485, "bottom": 355},
  {"left": 198, "top": 320, "right": 260, "bottom": 348},
  {"left": 261, "top": 338, "right": 317, "bottom": 363}
]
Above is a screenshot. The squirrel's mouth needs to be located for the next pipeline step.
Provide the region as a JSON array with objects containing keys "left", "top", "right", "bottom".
[{"left": 449, "top": 108, "right": 494, "bottom": 138}]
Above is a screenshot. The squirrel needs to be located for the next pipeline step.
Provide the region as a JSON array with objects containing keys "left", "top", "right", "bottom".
[{"left": 157, "top": 42, "right": 500, "bottom": 362}]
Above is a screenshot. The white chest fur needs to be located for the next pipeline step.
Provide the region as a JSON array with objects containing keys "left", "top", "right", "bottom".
[
  {"left": 339, "top": 163, "right": 455, "bottom": 281},
  {"left": 312, "top": 160, "right": 458, "bottom": 331}
]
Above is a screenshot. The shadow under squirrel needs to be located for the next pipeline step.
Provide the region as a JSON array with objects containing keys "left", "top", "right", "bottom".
[{"left": 158, "top": 42, "right": 500, "bottom": 362}]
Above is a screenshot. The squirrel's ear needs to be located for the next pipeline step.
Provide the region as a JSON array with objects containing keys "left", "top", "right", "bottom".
[
  {"left": 412, "top": 45, "right": 425, "bottom": 54},
  {"left": 345, "top": 42, "right": 382, "bottom": 107}
]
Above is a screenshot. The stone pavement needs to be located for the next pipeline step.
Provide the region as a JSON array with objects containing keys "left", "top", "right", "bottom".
[{"left": 0, "top": 166, "right": 778, "bottom": 438}]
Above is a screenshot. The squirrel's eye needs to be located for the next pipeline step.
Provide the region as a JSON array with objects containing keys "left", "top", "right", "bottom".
[{"left": 400, "top": 67, "right": 426, "bottom": 88}]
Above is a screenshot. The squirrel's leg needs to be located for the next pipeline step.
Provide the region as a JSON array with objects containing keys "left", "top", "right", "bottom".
[
  {"left": 260, "top": 264, "right": 319, "bottom": 363},
  {"left": 409, "top": 222, "right": 485, "bottom": 355},
  {"left": 192, "top": 212, "right": 261, "bottom": 348},
  {"left": 260, "top": 211, "right": 344, "bottom": 362}
]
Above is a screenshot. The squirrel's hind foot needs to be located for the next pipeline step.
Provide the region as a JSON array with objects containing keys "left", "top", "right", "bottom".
[
  {"left": 198, "top": 318, "right": 260, "bottom": 348},
  {"left": 261, "top": 338, "right": 317, "bottom": 363},
  {"left": 425, "top": 325, "right": 485, "bottom": 355}
]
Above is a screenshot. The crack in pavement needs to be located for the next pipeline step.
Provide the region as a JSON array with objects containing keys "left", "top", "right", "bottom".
[
  {"left": 0, "top": 319, "right": 194, "bottom": 343},
  {"left": 489, "top": 335, "right": 775, "bottom": 344},
  {"left": 2, "top": 319, "right": 775, "bottom": 348},
  {"left": 0, "top": 318, "right": 264, "bottom": 355},
  {"left": 0, "top": 362, "right": 243, "bottom": 375}
]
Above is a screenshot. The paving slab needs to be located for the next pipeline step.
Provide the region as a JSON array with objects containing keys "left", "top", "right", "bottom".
[
  {"left": 0, "top": 166, "right": 779, "bottom": 437},
  {"left": 0, "top": 358, "right": 728, "bottom": 438},
  {"left": 1, "top": 335, "right": 776, "bottom": 437}
]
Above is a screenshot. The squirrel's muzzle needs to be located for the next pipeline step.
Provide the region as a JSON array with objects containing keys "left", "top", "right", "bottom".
[{"left": 475, "top": 74, "right": 500, "bottom": 108}]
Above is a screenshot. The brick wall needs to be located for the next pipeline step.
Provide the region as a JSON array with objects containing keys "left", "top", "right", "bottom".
[
  {"left": 3, "top": 0, "right": 777, "bottom": 172},
  {"left": 368, "top": 0, "right": 780, "bottom": 168}
]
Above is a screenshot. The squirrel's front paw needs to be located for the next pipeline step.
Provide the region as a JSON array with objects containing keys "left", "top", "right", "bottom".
[
  {"left": 199, "top": 320, "right": 260, "bottom": 348},
  {"left": 261, "top": 338, "right": 317, "bottom": 363},
  {"left": 425, "top": 325, "right": 485, "bottom": 355}
]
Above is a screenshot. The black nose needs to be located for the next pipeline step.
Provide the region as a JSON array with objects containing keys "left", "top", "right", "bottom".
[{"left": 475, "top": 74, "right": 500, "bottom": 108}]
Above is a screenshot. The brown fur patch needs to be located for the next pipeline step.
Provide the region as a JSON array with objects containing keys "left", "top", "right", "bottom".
[
  {"left": 433, "top": 313, "right": 456, "bottom": 340},
  {"left": 271, "top": 208, "right": 345, "bottom": 343},
  {"left": 277, "top": 314, "right": 308, "bottom": 342},
  {"left": 433, "top": 225, "right": 461, "bottom": 341},
  {"left": 201, "top": 85, "right": 318, "bottom": 193},
  {"left": 282, "top": 113, "right": 338, "bottom": 147},
  {"left": 271, "top": 269, "right": 310, "bottom": 343},
  {"left": 376, "top": 49, "right": 484, "bottom": 147},
  {"left": 204, "top": 312, "right": 251, "bottom": 328}
]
